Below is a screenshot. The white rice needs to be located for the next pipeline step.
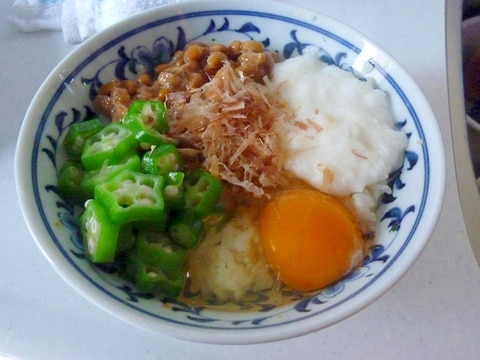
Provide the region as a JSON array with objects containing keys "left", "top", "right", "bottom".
[{"left": 186, "top": 207, "right": 275, "bottom": 301}]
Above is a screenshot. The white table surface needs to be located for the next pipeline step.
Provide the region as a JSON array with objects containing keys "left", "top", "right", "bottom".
[{"left": 2, "top": 0, "right": 480, "bottom": 359}]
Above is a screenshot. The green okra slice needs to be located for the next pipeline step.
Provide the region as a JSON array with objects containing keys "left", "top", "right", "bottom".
[
  {"left": 80, "top": 154, "right": 141, "bottom": 199},
  {"left": 168, "top": 208, "right": 204, "bottom": 249},
  {"left": 163, "top": 171, "right": 186, "bottom": 210},
  {"left": 94, "top": 169, "right": 165, "bottom": 224},
  {"left": 123, "top": 252, "right": 185, "bottom": 296},
  {"left": 115, "top": 223, "right": 136, "bottom": 257},
  {"left": 80, "top": 199, "right": 120, "bottom": 263},
  {"left": 184, "top": 169, "right": 223, "bottom": 217},
  {"left": 81, "top": 122, "right": 138, "bottom": 171},
  {"left": 57, "top": 160, "right": 87, "bottom": 203},
  {"left": 122, "top": 231, "right": 186, "bottom": 296},
  {"left": 122, "top": 100, "right": 172, "bottom": 147},
  {"left": 135, "top": 231, "right": 187, "bottom": 274},
  {"left": 142, "top": 143, "right": 184, "bottom": 176},
  {"left": 63, "top": 118, "right": 104, "bottom": 158}
]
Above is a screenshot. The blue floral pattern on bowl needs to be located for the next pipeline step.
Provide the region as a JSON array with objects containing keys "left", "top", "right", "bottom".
[{"left": 20, "top": 3, "right": 443, "bottom": 342}]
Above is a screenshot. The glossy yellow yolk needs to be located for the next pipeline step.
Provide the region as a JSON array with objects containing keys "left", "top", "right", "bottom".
[{"left": 259, "top": 189, "right": 364, "bottom": 292}]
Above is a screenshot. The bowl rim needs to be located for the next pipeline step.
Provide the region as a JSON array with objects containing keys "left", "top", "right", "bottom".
[{"left": 14, "top": 0, "right": 446, "bottom": 344}]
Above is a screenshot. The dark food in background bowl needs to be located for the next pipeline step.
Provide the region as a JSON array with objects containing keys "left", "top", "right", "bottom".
[
  {"left": 463, "top": 15, "right": 480, "bottom": 127},
  {"left": 464, "top": 45, "right": 480, "bottom": 122}
]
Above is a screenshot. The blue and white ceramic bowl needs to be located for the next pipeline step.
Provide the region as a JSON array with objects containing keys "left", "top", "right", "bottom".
[{"left": 15, "top": 0, "right": 445, "bottom": 344}]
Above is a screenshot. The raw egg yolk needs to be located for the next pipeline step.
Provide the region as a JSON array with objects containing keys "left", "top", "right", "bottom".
[{"left": 259, "top": 189, "right": 364, "bottom": 292}]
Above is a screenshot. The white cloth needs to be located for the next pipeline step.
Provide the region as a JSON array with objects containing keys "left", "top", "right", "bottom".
[
  {"left": 9, "top": 0, "right": 180, "bottom": 44},
  {"left": 9, "top": 0, "right": 64, "bottom": 32}
]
